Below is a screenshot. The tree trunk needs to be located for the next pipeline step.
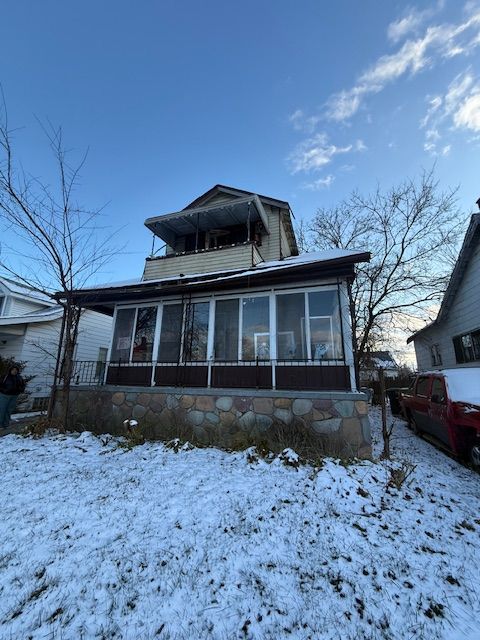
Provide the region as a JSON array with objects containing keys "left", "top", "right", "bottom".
[{"left": 380, "top": 368, "right": 390, "bottom": 459}]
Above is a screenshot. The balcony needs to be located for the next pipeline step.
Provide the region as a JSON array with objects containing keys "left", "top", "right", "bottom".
[{"left": 143, "top": 241, "right": 264, "bottom": 280}]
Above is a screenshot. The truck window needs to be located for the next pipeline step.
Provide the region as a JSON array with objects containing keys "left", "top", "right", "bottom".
[
  {"left": 416, "top": 376, "right": 430, "bottom": 397},
  {"left": 431, "top": 378, "right": 446, "bottom": 404}
]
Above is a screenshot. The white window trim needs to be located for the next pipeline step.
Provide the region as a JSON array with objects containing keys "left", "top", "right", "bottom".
[{"left": 109, "top": 281, "right": 350, "bottom": 369}]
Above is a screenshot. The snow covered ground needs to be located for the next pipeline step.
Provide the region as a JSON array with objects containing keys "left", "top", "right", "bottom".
[{"left": 0, "top": 409, "right": 479, "bottom": 639}]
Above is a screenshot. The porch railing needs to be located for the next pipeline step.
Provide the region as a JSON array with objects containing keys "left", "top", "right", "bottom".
[{"left": 72, "top": 358, "right": 352, "bottom": 392}]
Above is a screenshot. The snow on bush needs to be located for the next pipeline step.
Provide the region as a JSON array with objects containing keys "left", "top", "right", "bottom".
[{"left": 0, "top": 409, "right": 479, "bottom": 639}]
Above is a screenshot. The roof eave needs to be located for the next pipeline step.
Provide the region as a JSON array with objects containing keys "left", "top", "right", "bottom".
[{"left": 57, "top": 251, "right": 370, "bottom": 312}]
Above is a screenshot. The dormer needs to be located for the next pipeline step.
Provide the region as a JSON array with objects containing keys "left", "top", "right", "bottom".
[
  {"left": 142, "top": 185, "right": 298, "bottom": 281},
  {"left": 0, "top": 277, "right": 54, "bottom": 317}
]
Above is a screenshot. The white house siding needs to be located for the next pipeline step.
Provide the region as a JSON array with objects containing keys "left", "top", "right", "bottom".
[
  {"left": 0, "top": 310, "right": 112, "bottom": 407},
  {"left": 4, "top": 297, "right": 46, "bottom": 317},
  {"left": 0, "top": 334, "right": 26, "bottom": 363},
  {"left": 142, "top": 242, "right": 263, "bottom": 280},
  {"left": 20, "top": 319, "right": 62, "bottom": 400},
  {"left": 414, "top": 240, "right": 480, "bottom": 370},
  {"left": 75, "top": 310, "right": 112, "bottom": 362}
]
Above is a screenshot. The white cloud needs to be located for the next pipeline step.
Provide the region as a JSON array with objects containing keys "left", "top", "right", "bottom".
[
  {"left": 326, "top": 5, "right": 480, "bottom": 122},
  {"left": 387, "top": 3, "right": 445, "bottom": 43},
  {"left": 287, "top": 134, "right": 366, "bottom": 174},
  {"left": 302, "top": 175, "right": 335, "bottom": 190},
  {"left": 454, "top": 91, "right": 480, "bottom": 131},
  {"left": 288, "top": 109, "right": 321, "bottom": 133},
  {"left": 420, "top": 69, "right": 480, "bottom": 153},
  {"left": 444, "top": 72, "right": 474, "bottom": 114},
  {"left": 388, "top": 12, "right": 424, "bottom": 43}
]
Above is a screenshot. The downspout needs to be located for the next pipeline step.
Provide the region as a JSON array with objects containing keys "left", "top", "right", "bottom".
[{"left": 347, "top": 278, "right": 360, "bottom": 391}]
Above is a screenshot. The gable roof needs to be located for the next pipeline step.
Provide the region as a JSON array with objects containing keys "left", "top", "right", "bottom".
[
  {"left": 145, "top": 185, "right": 299, "bottom": 256},
  {"left": 0, "top": 277, "right": 55, "bottom": 306},
  {"left": 0, "top": 306, "right": 63, "bottom": 326},
  {"left": 183, "top": 184, "right": 291, "bottom": 211},
  {"left": 407, "top": 213, "right": 480, "bottom": 344}
]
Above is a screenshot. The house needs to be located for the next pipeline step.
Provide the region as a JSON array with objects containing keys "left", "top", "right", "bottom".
[
  {"left": 408, "top": 212, "right": 480, "bottom": 370},
  {"left": 0, "top": 277, "right": 112, "bottom": 409},
  {"left": 360, "top": 350, "right": 400, "bottom": 382},
  {"left": 58, "top": 185, "right": 372, "bottom": 456}
]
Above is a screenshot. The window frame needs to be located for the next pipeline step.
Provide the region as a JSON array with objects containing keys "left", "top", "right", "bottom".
[
  {"left": 453, "top": 328, "right": 480, "bottom": 364},
  {"left": 109, "top": 282, "right": 347, "bottom": 366},
  {"left": 415, "top": 376, "right": 431, "bottom": 398}
]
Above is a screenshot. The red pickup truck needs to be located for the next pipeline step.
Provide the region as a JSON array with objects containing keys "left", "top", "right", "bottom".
[{"left": 400, "top": 368, "right": 480, "bottom": 467}]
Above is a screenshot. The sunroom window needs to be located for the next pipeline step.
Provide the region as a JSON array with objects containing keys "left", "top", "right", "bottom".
[
  {"left": 276, "top": 293, "right": 306, "bottom": 360},
  {"left": 110, "top": 308, "right": 136, "bottom": 362},
  {"left": 183, "top": 302, "right": 209, "bottom": 361},
  {"left": 242, "top": 296, "right": 270, "bottom": 360},
  {"left": 214, "top": 299, "right": 239, "bottom": 361},
  {"left": 308, "top": 290, "right": 344, "bottom": 360},
  {"left": 158, "top": 304, "right": 183, "bottom": 363},
  {"left": 132, "top": 307, "right": 157, "bottom": 362}
]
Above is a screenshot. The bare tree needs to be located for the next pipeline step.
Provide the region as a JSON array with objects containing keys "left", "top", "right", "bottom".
[
  {"left": 308, "top": 170, "right": 464, "bottom": 363},
  {"left": 0, "top": 101, "right": 116, "bottom": 428}
]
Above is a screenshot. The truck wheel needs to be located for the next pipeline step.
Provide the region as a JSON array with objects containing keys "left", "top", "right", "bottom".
[
  {"left": 470, "top": 445, "right": 480, "bottom": 469},
  {"left": 408, "top": 413, "right": 420, "bottom": 435}
]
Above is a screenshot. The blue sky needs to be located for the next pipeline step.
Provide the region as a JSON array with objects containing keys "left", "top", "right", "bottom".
[{"left": 1, "top": 0, "right": 480, "bottom": 282}]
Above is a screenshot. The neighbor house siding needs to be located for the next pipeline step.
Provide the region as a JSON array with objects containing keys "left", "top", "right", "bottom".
[
  {"left": 5, "top": 297, "right": 46, "bottom": 317},
  {"left": 414, "top": 241, "right": 480, "bottom": 370},
  {"left": 0, "top": 309, "right": 112, "bottom": 406},
  {"left": 75, "top": 310, "right": 112, "bottom": 361},
  {"left": 21, "top": 319, "right": 62, "bottom": 398}
]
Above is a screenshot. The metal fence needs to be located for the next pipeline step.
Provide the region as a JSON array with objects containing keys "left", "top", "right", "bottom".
[{"left": 72, "top": 358, "right": 352, "bottom": 391}]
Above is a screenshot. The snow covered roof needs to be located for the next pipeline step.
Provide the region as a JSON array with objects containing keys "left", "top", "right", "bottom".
[
  {"left": 60, "top": 248, "right": 370, "bottom": 313},
  {"left": 0, "top": 277, "right": 55, "bottom": 306},
  {"left": 0, "top": 306, "right": 63, "bottom": 326},
  {"left": 370, "top": 351, "right": 399, "bottom": 369},
  {"left": 78, "top": 248, "right": 369, "bottom": 292}
]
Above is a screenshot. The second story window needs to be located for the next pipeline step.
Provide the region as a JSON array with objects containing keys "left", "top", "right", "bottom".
[
  {"left": 453, "top": 329, "right": 480, "bottom": 363},
  {"left": 430, "top": 344, "right": 442, "bottom": 366}
]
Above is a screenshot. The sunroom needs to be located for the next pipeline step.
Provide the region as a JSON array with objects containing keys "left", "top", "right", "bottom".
[{"left": 68, "top": 249, "right": 369, "bottom": 393}]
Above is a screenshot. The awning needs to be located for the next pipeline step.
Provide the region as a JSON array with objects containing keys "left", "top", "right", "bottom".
[{"left": 144, "top": 195, "right": 270, "bottom": 245}]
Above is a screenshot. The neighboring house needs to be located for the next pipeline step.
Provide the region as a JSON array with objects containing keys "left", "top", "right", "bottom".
[
  {"left": 59, "top": 185, "right": 372, "bottom": 456},
  {"left": 0, "top": 277, "right": 112, "bottom": 409},
  {"left": 360, "top": 350, "right": 400, "bottom": 382},
  {"left": 408, "top": 212, "right": 480, "bottom": 370}
]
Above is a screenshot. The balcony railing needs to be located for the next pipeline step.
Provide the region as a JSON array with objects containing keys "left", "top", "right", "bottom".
[{"left": 72, "top": 358, "right": 352, "bottom": 392}]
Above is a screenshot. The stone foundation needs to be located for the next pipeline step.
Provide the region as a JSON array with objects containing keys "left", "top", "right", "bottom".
[{"left": 60, "top": 386, "right": 371, "bottom": 458}]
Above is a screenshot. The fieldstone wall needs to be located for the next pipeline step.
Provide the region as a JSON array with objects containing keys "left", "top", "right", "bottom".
[{"left": 61, "top": 386, "right": 371, "bottom": 458}]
